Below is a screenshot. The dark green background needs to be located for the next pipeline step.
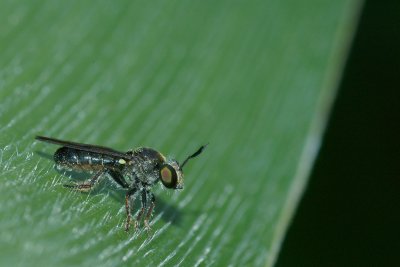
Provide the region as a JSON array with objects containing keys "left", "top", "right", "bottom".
[{"left": 277, "top": 0, "right": 400, "bottom": 266}]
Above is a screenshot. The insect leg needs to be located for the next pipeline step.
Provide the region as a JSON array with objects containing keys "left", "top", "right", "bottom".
[
  {"left": 107, "top": 170, "right": 129, "bottom": 188},
  {"left": 64, "top": 171, "right": 104, "bottom": 192},
  {"left": 135, "top": 190, "right": 147, "bottom": 229},
  {"left": 125, "top": 187, "right": 137, "bottom": 232},
  {"left": 144, "top": 192, "right": 155, "bottom": 230}
]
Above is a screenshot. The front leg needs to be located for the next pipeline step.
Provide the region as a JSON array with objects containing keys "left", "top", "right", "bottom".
[{"left": 144, "top": 192, "right": 155, "bottom": 230}]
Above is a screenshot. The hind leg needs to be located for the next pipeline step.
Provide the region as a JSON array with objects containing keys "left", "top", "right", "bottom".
[{"left": 64, "top": 171, "right": 104, "bottom": 192}]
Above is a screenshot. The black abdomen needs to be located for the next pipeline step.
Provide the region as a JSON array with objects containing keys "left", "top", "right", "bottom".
[{"left": 54, "top": 147, "right": 119, "bottom": 172}]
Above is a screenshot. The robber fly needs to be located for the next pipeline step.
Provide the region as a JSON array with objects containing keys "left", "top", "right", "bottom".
[{"left": 35, "top": 136, "right": 207, "bottom": 231}]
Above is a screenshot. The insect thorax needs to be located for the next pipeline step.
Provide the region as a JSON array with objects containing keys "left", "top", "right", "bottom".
[{"left": 125, "top": 147, "right": 166, "bottom": 187}]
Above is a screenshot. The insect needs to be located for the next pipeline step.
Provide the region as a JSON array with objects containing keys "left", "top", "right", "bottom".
[{"left": 35, "top": 135, "right": 207, "bottom": 231}]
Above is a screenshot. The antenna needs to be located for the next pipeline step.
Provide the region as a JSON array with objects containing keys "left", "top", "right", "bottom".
[{"left": 180, "top": 143, "right": 208, "bottom": 169}]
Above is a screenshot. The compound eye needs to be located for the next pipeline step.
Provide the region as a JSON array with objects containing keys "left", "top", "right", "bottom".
[{"left": 160, "top": 164, "right": 177, "bottom": 189}]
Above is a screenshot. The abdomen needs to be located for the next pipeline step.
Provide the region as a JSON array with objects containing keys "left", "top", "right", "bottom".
[{"left": 54, "top": 147, "right": 118, "bottom": 172}]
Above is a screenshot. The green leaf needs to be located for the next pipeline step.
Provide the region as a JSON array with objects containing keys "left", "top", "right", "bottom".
[{"left": 0, "top": 1, "right": 362, "bottom": 266}]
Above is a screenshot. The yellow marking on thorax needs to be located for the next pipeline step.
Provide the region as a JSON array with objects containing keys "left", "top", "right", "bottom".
[{"left": 118, "top": 159, "right": 126, "bottom": 165}]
